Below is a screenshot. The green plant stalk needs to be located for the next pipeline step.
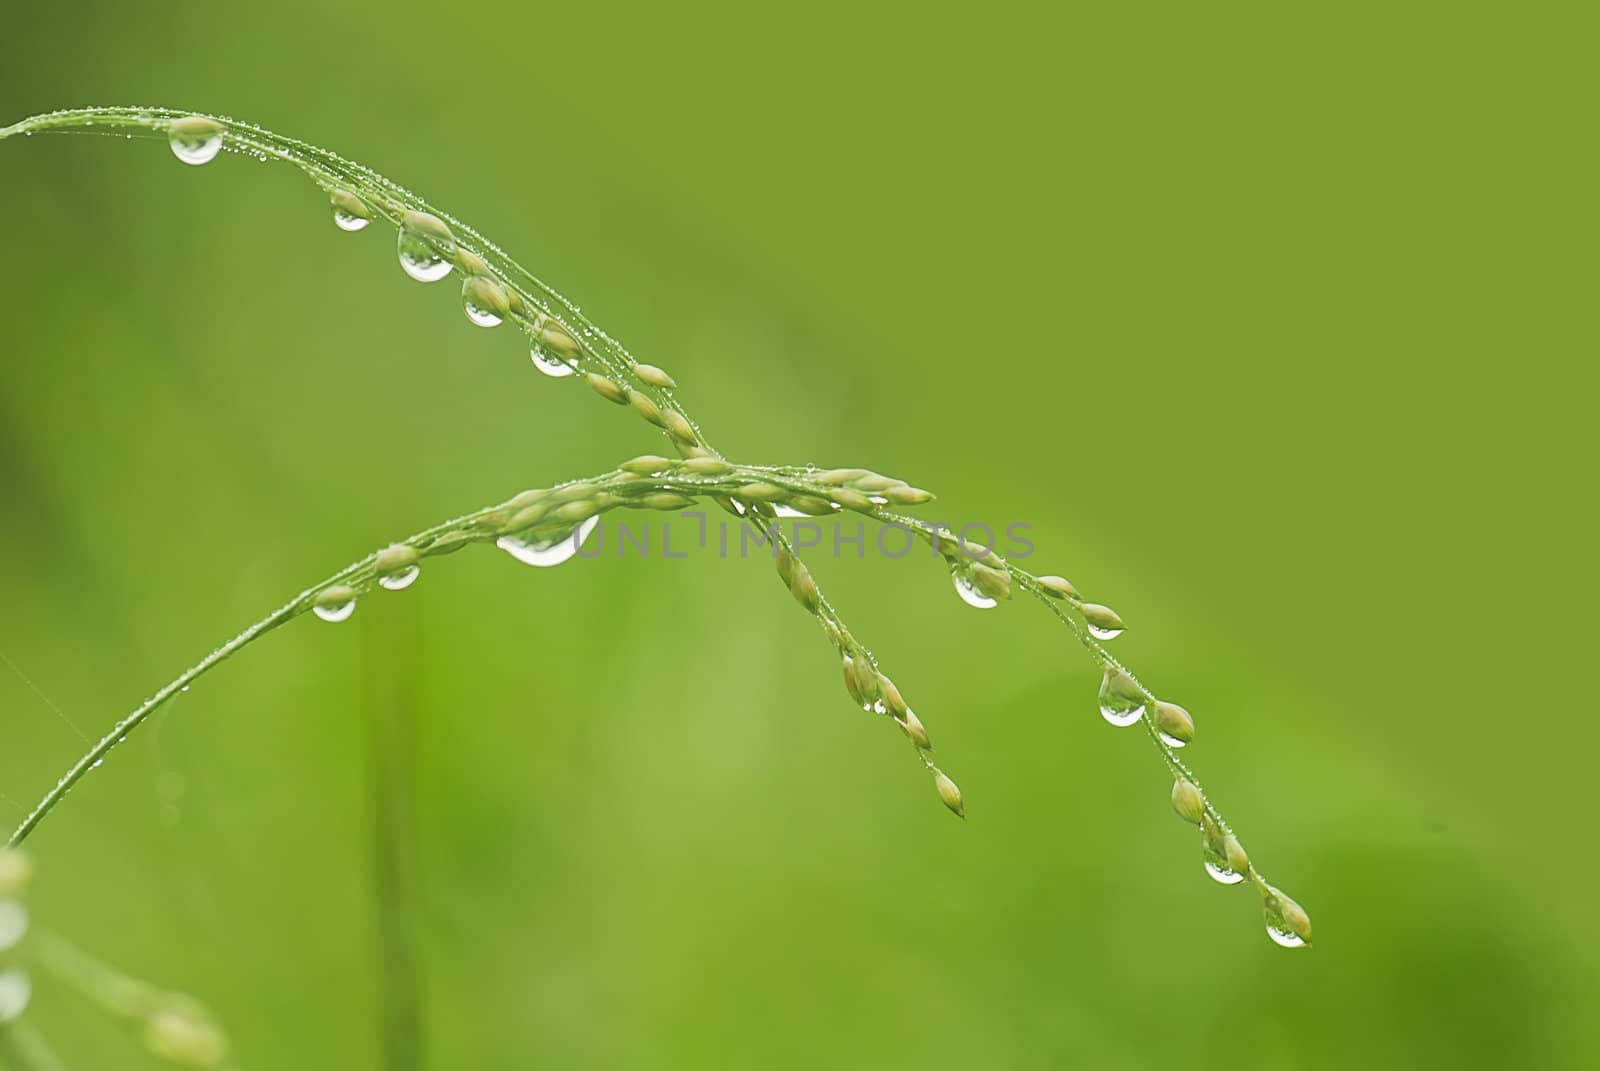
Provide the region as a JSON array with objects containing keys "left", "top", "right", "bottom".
[
  {"left": 2, "top": 108, "right": 1310, "bottom": 943},
  {"left": 0, "top": 106, "right": 931, "bottom": 831},
  {"left": 0, "top": 1023, "right": 68, "bottom": 1071},
  {"left": 362, "top": 616, "right": 424, "bottom": 1071},
  {"left": 3, "top": 462, "right": 932, "bottom": 849}
]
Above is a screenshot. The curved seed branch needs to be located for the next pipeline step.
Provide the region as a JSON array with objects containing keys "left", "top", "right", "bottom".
[{"left": 2, "top": 108, "right": 1311, "bottom": 946}]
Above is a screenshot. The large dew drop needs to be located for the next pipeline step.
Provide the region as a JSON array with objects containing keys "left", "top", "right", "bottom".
[
  {"left": 168, "top": 116, "right": 224, "bottom": 166},
  {"left": 497, "top": 516, "right": 600, "bottom": 567},
  {"left": 313, "top": 596, "right": 357, "bottom": 622},
  {"left": 397, "top": 211, "right": 456, "bottom": 283},
  {"left": 330, "top": 189, "right": 372, "bottom": 232},
  {"left": 1201, "top": 835, "right": 1247, "bottom": 885},
  {"left": 1261, "top": 886, "right": 1310, "bottom": 948},
  {"left": 1096, "top": 667, "right": 1145, "bottom": 727},
  {"left": 461, "top": 276, "right": 508, "bottom": 327},
  {"left": 531, "top": 345, "right": 576, "bottom": 377},
  {"left": 378, "top": 565, "right": 420, "bottom": 591},
  {"left": 951, "top": 567, "right": 998, "bottom": 609}
]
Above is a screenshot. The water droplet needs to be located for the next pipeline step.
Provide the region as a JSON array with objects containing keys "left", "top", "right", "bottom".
[
  {"left": 1204, "top": 857, "right": 1247, "bottom": 885},
  {"left": 313, "top": 598, "right": 356, "bottom": 622},
  {"left": 167, "top": 116, "right": 224, "bottom": 165},
  {"left": 497, "top": 516, "right": 600, "bottom": 567},
  {"left": 1158, "top": 731, "right": 1188, "bottom": 748},
  {"left": 1088, "top": 621, "right": 1124, "bottom": 641},
  {"left": 461, "top": 275, "right": 508, "bottom": 327},
  {"left": 951, "top": 566, "right": 998, "bottom": 609},
  {"left": 330, "top": 189, "right": 372, "bottom": 232},
  {"left": 0, "top": 902, "right": 28, "bottom": 952},
  {"left": 1097, "top": 667, "right": 1145, "bottom": 727},
  {"left": 0, "top": 969, "right": 30, "bottom": 1022},
  {"left": 1265, "top": 919, "right": 1306, "bottom": 947},
  {"left": 378, "top": 565, "right": 420, "bottom": 591},
  {"left": 397, "top": 211, "right": 456, "bottom": 282},
  {"left": 531, "top": 345, "right": 576, "bottom": 377},
  {"left": 1201, "top": 827, "right": 1246, "bottom": 884}
]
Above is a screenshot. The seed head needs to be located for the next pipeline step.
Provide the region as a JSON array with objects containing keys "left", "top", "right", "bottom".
[
  {"left": 853, "top": 473, "right": 900, "bottom": 492},
  {"left": 620, "top": 455, "right": 672, "bottom": 475},
  {"left": 1170, "top": 779, "right": 1205, "bottom": 823},
  {"left": 827, "top": 487, "right": 874, "bottom": 511},
  {"left": 1035, "top": 575, "right": 1080, "bottom": 600},
  {"left": 1153, "top": 701, "right": 1195, "bottom": 744},
  {"left": 882, "top": 485, "right": 935, "bottom": 505},
  {"left": 783, "top": 495, "right": 835, "bottom": 517},
  {"left": 628, "top": 390, "right": 666, "bottom": 426},
  {"left": 934, "top": 771, "right": 965, "bottom": 817},
  {"left": 641, "top": 492, "right": 694, "bottom": 511},
  {"left": 506, "top": 503, "right": 549, "bottom": 532},
  {"left": 1266, "top": 888, "right": 1313, "bottom": 946},
  {"left": 329, "top": 188, "right": 371, "bottom": 225},
  {"left": 877, "top": 675, "right": 908, "bottom": 717},
  {"left": 401, "top": 209, "right": 455, "bottom": 250},
  {"left": 585, "top": 373, "right": 628, "bottom": 404},
  {"left": 373, "top": 544, "right": 420, "bottom": 576},
  {"left": 737, "top": 482, "right": 785, "bottom": 503},
  {"left": 899, "top": 709, "right": 932, "bottom": 749},
  {"left": 1080, "top": 603, "right": 1125, "bottom": 635},
  {"left": 789, "top": 566, "right": 821, "bottom": 613},
  {"left": 679, "top": 457, "right": 731, "bottom": 476},
  {"left": 554, "top": 482, "right": 598, "bottom": 503},
  {"left": 634, "top": 363, "right": 677, "bottom": 389},
  {"left": 505, "top": 488, "right": 548, "bottom": 511},
  {"left": 969, "top": 562, "right": 1013, "bottom": 602},
  {"left": 1224, "top": 834, "right": 1251, "bottom": 877},
  {"left": 852, "top": 653, "right": 879, "bottom": 705},
  {"left": 455, "top": 249, "right": 490, "bottom": 276},
  {"left": 552, "top": 499, "right": 600, "bottom": 525},
  {"left": 314, "top": 585, "right": 358, "bottom": 609},
  {"left": 662, "top": 410, "right": 698, "bottom": 445},
  {"left": 540, "top": 322, "right": 583, "bottom": 360}
]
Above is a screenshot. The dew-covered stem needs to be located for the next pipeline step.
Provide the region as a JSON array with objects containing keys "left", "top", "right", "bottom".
[
  {"left": 4, "top": 106, "right": 1310, "bottom": 945},
  {"left": 4, "top": 461, "right": 937, "bottom": 849}
]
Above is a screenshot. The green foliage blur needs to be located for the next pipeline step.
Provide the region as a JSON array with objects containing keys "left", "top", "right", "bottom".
[{"left": 0, "top": 4, "right": 1592, "bottom": 1067}]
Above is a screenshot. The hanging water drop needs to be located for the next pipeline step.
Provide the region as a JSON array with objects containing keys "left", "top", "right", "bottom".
[
  {"left": 950, "top": 565, "right": 998, "bottom": 609},
  {"left": 461, "top": 275, "right": 510, "bottom": 327},
  {"left": 497, "top": 516, "right": 600, "bottom": 567},
  {"left": 1262, "top": 887, "right": 1312, "bottom": 948},
  {"left": 313, "top": 584, "right": 358, "bottom": 622},
  {"left": 167, "top": 116, "right": 224, "bottom": 165},
  {"left": 531, "top": 344, "right": 576, "bottom": 377},
  {"left": 330, "top": 188, "right": 372, "bottom": 232},
  {"left": 1200, "top": 818, "right": 1247, "bottom": 884},
  {"left": 313, "top": 600, "right": 356, "bottom": 622},
  {"left": 378, "top": 565, "right": 420, "bottom": 591},
  {"left": 397, "top": 210, "right": 456, "bottom": 282},
  {"left": 1097, "top": 667, "right": 1145, "bottom": 727}
]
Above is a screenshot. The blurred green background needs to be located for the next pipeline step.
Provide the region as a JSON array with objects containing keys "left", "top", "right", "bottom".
[{"left": 1, "top": 3, "right": 1593, "bottom": 1068}]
